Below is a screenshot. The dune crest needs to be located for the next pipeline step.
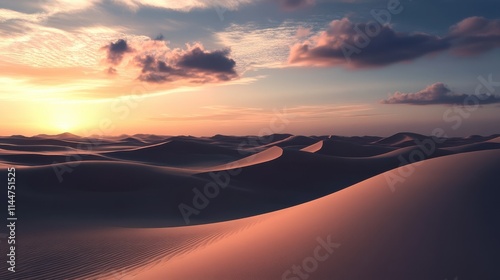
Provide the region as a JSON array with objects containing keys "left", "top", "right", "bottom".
[
  {"left": 300, "top": 140, "right": 323, "bottom": 153},
  {"left": 488, "top": 136, "right": 500, "bottom": 143},
  {"left": 203, "top": 146, "right": 283, "bottom": 172}
]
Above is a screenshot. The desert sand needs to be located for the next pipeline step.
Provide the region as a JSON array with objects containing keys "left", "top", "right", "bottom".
[{"left": 0, "top": 133, "right": 499, "bottom": 279}]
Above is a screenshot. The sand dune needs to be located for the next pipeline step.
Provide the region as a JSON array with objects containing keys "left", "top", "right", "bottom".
[
  {"left": 201, "top": 146, "right": 283, "bottom": 172},
  {"left": 16, "top": 161, "right": 212, "bottom": 226},
  {"left": 487, "top": 136, "right": 500, "bottom": 143},
  {"left": 118, "top": 136, "right": 147, "bottom": 145},
  {"left": 0, "top": 152, "right": 109, "bottom": 166},
  {"left": 130, "top": 149, "right": 500, "bottom": 279},
  {"left": 0, "top": 223, "right": 258, "bottom": 280},
  {"left": 443, "top": 141, "right": 500, "bottom": 153},
  {"left": 0, "top": 137, "right": 91, "bottom": 148},
  {"left": 1, "top": 133, "right": 499, "bottom": 279},
  {"left": 104, "top": 139, "right": 245, "bottom": 167},
  {"left": 300, "top": 140, "right": 323, "bottom": 153},
  {"left": 372, "top": 145, "right": 454, "bottom": 159},
  {"left": 0, "top": 143, "right": 77, "bottom": 152},
  {"left": 258, "top": 135, "right": 319, "bottom": 150},
  {"left": 314, "top": 139, "right": 394, "bottom": 157},
  {"left": 33, "top": 132, "right": 82, "bottom": 140},
  {"left": 373, "top": 132, "right": 429, "bottom": 147}
]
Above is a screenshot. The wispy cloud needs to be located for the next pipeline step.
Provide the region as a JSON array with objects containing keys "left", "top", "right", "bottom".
[
  {"left": 151, "top": 104, "right": 375, "bottom": 122},
  {"left": 215, "top": 19, "right": 329, "bottom": 72},
  {"left": 0, "top": 0, "right": 100, "bottom": 23},
  {"left": 0, "top": 22, "right": 128, "bottom": 68}
]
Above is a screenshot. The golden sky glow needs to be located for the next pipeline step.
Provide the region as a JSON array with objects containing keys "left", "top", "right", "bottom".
[{"left": 1, "top": 0, "right": 499, "bottom": 137}]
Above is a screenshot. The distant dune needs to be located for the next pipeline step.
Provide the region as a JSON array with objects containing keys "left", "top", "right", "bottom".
[
  {"left": 373, "top": 132, "right": 429, "bottom": 147},
  {"left": 204, "top": 146, "right": 283, "bottom": 171},
  {"left": 487, "top": 136, "right": 500, "bottom": 143},
  {"left": 261, "top": 135, "right": 319, "bottom": 150},
  {"left": 315, "top": 139, "right": 394, "bottom": 157},
  {"left": 104, "top": 139, "right": 246, "bottom": 167}
]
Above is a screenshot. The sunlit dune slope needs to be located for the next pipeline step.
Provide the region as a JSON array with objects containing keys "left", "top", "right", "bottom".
[{"left": 134, "top": 149, "right": 500, "bottom": 280}]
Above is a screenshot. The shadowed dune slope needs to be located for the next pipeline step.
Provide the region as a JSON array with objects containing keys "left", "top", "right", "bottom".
[
  {"left": 443, "top": 142, "right": 500, "bottom": 153},
  {"left": 0, "top": 143, "right": 77, "bottom": 152},
  {"left": 259, "top": 135, "right": 319, "bottom": 150},
  {"left": 103, "top": 139, "right": 245, "bottom": 167},
  {"left": 132, "top": 149, "right": 500, "bottom": 280},
  {"left": 0, "top": 152, "right": 110, "bottom": 166},
  {"left": 372, "top": 145, "right": 454, "bottom": 159},
  {"left": 15, "top": 162, "right": 213, "bottom": 226},
  {"left": 314, "top": 139, "right": 394, "bottom": 157},
  {"left": 372, "top": 132, "right": 428, "bottom": 147}
]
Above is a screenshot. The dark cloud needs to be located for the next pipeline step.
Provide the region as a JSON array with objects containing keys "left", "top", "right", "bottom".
[
  {"left": 177, "top": 47, "right": 236, "bottom": 74},
  {"left": 278, "top": 0, "right": 315, "bottom": 11},
  {"left": 135, "top": 55, "right": 184, "bottom": 83},
  {"left": 381, "top": 83, "right": 500, "bottom": 105},
  {"left": 103, "top": 39, "right": 133, "bottom": 65},
  {"left": 135, "top": 46, "right": 238, "bottom": 84},
  {"left": 289, "top": 17, "right": 500, "bottom": 68},
  {"left": 101, "top": 38, "right": 238, "bottom": 84}
]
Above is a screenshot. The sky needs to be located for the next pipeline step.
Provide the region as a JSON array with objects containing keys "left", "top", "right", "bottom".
[{"left": 0, "top": 0, "right": 499, "bottom": 137}]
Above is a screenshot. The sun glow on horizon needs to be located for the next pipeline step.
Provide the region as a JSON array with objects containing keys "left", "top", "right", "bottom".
[{"left": 36, "top": 103, "right": 102, "bottom": 134}]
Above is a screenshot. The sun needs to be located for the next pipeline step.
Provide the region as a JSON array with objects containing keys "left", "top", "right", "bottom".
[
  {"left": 47, "top": 106, "right": 84, "bottom": 133},
  {"left": 54, "top": 118, "right": 78, "bottom": 132}
]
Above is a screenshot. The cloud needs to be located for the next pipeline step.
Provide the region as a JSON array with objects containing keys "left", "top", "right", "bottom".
[
  {"left": 289, "top": 17, "right": 449, "bottom": 68},
  {"left": 177, "top": 48, "right": 236, "bottom": 74},
  {"left": 0, "top": 0, "right": 100, "bottom": 24},
  {"left": 134, "top": 43, "right": 238, "bottom": 83},
  {"left": 103, "top": 39, "right": 134, "bottom": 65},
  {"left": 0, "top": 22, "right": 125, "bottom": 68},
  {"left": 381, "top": 83, "right": 500, "bottom": 105},
  {"left": 278, "top": 0, "right": 315, "bottom": 11},
  {"left": 448, "top": 16, "right": 500, "bottom": 56},
  {"left": 289, "top": 17, "right": 500, "bottom": 69},
  {"left": 151, "top": 104, "right": 375, "bottom": 122},
  {"left": 215, "top": 21, "right": 312, "bottom": 72}
]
